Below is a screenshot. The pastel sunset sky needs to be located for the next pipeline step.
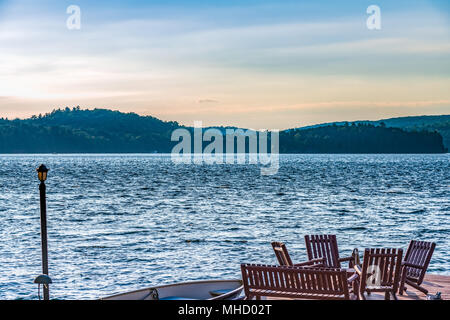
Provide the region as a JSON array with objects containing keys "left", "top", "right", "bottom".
[{"left": 0, "top": 0, "right": 449, "bottom": 129}]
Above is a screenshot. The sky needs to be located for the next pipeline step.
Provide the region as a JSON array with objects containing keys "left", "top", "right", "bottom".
[{"left": 0, "top": 0, "right": 449, "bottom": 129}]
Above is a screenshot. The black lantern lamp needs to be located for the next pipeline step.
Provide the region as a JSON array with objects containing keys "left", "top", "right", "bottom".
[
  {"left": 34, "top": 164, "right": 51, "bottom": 300},
  {"left": 37, "top": 164, "right": 48, "bottom": 182}
]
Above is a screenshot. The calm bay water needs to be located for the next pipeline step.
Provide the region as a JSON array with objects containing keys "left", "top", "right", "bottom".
[{"left": 0, "top": 154, "right": 449, "bottom": 300}]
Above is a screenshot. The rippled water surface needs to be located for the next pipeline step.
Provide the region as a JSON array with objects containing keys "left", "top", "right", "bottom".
[{"left": 0, "top": 154, "right": 449, "bottom": 299}]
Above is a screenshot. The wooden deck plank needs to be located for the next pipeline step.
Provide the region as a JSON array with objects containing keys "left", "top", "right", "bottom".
[
  {"left": 394, "top": 274, "right": 449, "bottom": 301},
  {"left": 267, "top": 274, "right": 449, "bottom": 300}
]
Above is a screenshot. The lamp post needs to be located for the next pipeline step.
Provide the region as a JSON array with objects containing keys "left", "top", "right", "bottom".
[{"left": 35, "top": 164, "right": 51, "bottom": 300}]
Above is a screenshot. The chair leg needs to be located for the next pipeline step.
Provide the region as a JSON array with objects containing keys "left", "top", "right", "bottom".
[
  {"left": 359, "top": 289, "right": 366, "bottom": 300},
  {"left": 352, "top": 280, "right": 359, "bottom": 300},
  {"left": 416, "top": 286, "right": 428, "bottom": 295},
  {"left": 399, "top": 267, "right": 407, "bottom": 295},
  {"left": 406, "top": 280, "right": 429, "bottom": 295}
]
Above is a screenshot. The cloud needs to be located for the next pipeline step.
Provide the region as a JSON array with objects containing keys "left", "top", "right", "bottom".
[
  {"left": 198, "top": 99, "right": 219, "bottom": 104},
  {"left": 0, "top": 0, "right": 448, "bottom": 128}
]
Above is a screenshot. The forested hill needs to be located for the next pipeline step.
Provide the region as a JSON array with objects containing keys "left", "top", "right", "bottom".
[
  {"left": 0, "top": 108, "right": 179, "bottom": 153},
  {"left": 0, "top": 108, "right": 447, "bottom": 153},
  {"left": 280, "top": 123, "right": 446, "bottom": 154},
  {"left": 377, "top": 115, "right": 450, "bottom": 150},
  {"left": 297, "top": 115, "right": 450, "bottom": 150}
]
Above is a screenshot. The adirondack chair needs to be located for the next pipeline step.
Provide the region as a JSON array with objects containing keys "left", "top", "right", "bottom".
[
  {"left": 304, "top": 235, "right": 355, "bottom": 268},
  {"left": 354, "top": 248, "right": 403, "bottom": 300},
  {"left": 399, "top": 240, "right": 436, "bottom": 295},
  {"left": 271, "top": 242, "right": 325, "bottom": 267},
  {"left": 241, "top": 264, "right": 359, "bottom": 300}
]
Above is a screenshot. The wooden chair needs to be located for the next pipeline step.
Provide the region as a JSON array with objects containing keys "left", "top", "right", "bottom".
[
  {"left": 354, "top": 248, "right": 403, "bottom": 300},
  {"left": 399, "top": 240, "right": 436, "bottom": 295},
  {"left": 271, "top": 242, "right": 324, "bottom": 267},
  {"left": 241, "top": 264, "right": 358, "bottom": 300},
  {"left": 304, "top": 235, "right": 355, "bottom": 268}
]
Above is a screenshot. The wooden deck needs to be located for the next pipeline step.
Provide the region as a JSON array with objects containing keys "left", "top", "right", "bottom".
[
  {"left": 268, "top": 274, "right": 449, "bottom": 300},
  {"left": 382, "top": 274, "right": 449, "bottom": 300}
]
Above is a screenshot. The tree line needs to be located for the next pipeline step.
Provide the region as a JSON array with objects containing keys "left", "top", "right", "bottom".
[{"left": 0, "top": 108, "right": 446, "bottom": 154}]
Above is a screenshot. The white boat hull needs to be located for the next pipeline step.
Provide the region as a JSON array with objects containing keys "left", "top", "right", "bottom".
[{"left": 101, "top": 279, "right": 244, "bottom": 300}]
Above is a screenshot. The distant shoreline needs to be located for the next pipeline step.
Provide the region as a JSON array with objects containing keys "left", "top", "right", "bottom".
[
  {"left": 1, "top": 108, "right": 448, "bottom": 154},
  {"left": 1, "top": 153, "right": 448, "bottom": 155}
]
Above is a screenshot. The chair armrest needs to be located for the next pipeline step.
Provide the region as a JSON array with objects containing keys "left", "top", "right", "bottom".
[
  {"left": 338, "top": 256, "right": 353, "bottom": 262},
  {"left": 347, "top": 273, "right": 359, "bottom": 284},
  {"left": 402, "top": 261, "right": 423, "bottom": 269},
  {"left": 293, "top": 258, "right": 325, "bottom": 267},
  {"left": 354, "top": 265, "right": 362, "bottom": 276}
]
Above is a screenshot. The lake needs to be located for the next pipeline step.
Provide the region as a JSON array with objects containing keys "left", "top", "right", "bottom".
[{"left": 0, "top": 154, "right": 448, "bottom": 300}]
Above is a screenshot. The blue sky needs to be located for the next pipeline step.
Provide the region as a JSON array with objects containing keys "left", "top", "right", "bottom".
[{"left": 0, "top": 0, "right": 449, "bottom": 128}]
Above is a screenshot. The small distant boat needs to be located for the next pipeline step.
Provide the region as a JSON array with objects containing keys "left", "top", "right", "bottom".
[{"left": 101, "top": 279, "right": 244, "bottom": 300}]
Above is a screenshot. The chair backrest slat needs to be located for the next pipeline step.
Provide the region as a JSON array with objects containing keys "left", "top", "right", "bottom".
[
  {"left": 387, "top": 249, "right": 395, "bottom": 285},
  {"left": 305, "top": 234, "right": 340, "bottom": 268},
  {"left": 381, "top": 248, "right": 390, "bottom": 285},
  {"left": 271, "top": 242, "right": 294, "bottom": 266},
  {"left": 360, "top": 248, "right": 403, "bottom": 292},
  {"left": 403, "top": 240, "right": 435, "bottom": 284}
]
